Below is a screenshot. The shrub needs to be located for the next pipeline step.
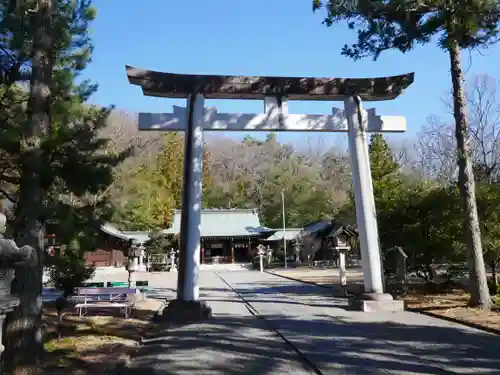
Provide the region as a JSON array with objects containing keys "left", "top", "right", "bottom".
[{"left": 47, "top": 238, "right": 95, "bottom": 298}]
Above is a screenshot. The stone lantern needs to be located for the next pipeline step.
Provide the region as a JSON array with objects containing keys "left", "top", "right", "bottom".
[
  {"left": 0, "top": 268, "right": 19, "bottom": 358},
  {"left": 0, "top": 212, "right": 25, "bottom": 360},
  {"left": 126, "top": 239, "right": 140, "bottom": 288},
  {"left": 333, "top": 233, "right": 351, "bottom": 297}
]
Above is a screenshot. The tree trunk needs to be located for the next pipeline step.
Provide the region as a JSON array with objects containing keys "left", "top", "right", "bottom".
[
  {"left": 448, "top": 39, "right": 491, "bottom": 310},
  {"left": 3, "top": 1, "right": 54, "bottom": 374}
]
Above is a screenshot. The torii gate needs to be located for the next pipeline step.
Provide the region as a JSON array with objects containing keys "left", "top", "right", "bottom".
[{"left": 126, "top": 66, "right": 414, "bottom": 318}]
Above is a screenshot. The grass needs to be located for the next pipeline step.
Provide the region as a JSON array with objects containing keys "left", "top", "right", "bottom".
[{"left": 42, "top": 299, "right": 163, "bottom": 374}]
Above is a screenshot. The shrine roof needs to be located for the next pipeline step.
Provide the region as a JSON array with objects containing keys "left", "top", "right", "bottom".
[
  {"left": 263, "top": 228, "right": 302, "bottom": 241},
  {"left": 302, "top": 219, "right": 358, "bottom": 238},
  {"left": 162, "top": 209, "right": 274, "bottom": 238},
  {"left": 100, "top": 224, "right": 151, "bottom": 244},
  {"left": 126, "top": 65, "right": 414, "bottom": 102},
  {"left": 101, "top": 209, "right": 274, "bottom": 242}
]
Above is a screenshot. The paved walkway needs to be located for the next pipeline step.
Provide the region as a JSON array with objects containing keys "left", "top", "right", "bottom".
[
  {"left": 125, "top": 271, "right": 500, "bottom": 375},
  {"left": 126, "top": 271, "right": 315, "bottom": 375}
]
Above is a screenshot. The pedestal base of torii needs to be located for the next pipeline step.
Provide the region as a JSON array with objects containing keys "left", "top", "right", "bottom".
[
  {"left": 154, "top": 299, "right": 212, "bottom": 324},
  {"left": 348, "top": 292, "right": 405, "bottom": 312}
]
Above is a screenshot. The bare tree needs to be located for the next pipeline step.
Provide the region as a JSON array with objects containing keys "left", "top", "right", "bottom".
[
  {"left": 415, "top": 73, "right": 500, "bottom": 308},
  {"left": 415, "top": 115, "right": 457, "bottom": 183},
  {"left": 467, "top": 75, "right": 500, "bottom": 183},
  {"left": 416, "top": 74, "right": 500, "bottom": 184}
]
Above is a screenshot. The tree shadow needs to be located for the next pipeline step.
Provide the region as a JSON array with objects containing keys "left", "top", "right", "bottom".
[
  {"left": 126, "top": 314, "right": 318, "bottom": 375},
  {"left": 41, "top": 302, "right": 163, "bottom": 374},
  {"left": 125, "top": 311, "right": 500, "bottom": 375},
  {"left": 43, "top": 302, "right": 160, "bottom": 343}
]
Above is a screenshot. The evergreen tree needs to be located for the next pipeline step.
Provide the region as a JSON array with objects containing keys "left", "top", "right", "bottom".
[
  {"left": 368, "top": 134, "right": 402, "bottom": 208},
  {"left": 114, "top": 132, "right": 213, "bottom": 231},
  {"left": 0, "top": 1, "right": 129, "bottom": 372},
  {"left": 313, "top": 0, "right": 499, "bottom": 309}
]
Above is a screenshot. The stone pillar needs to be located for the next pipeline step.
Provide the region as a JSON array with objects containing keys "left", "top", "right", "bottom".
[
  {"left": 177, "top": 92, "right": 204, "bottom": 302},
  {"left": 157, "top": 93, "right": 212, "bottom": 322},
  {"left": 344, "top": 96, "right": 404, "bottom": 312},
  {"left": 344, "top": 95, "right": 384, "bottom": 295}
]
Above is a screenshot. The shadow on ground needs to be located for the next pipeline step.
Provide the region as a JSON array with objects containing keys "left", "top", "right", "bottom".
[{"left": 126, "top": 311, "right": 500, "bottom": 375}]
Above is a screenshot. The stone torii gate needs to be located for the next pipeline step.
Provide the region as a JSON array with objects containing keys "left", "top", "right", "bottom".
[{"left": 126, "top": 66, "right": 414, "bottom": 318}]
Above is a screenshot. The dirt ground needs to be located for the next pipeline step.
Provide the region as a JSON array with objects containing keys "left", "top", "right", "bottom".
[
  {"left": 42, "top": 299, "right": 164, "bottom": 375},
  {"left": 404, "top": 291, "right": 500, "bottom": 333},
  {"left": 271, "top": 268, "right": 500, "bottom": 334}
]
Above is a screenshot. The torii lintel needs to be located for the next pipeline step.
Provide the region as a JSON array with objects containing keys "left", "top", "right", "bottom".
[{"left": 125, "top": 65, "right": 414, "bottom": 102}]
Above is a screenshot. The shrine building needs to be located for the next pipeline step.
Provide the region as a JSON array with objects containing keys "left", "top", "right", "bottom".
[{"left": 81, "top": 208, "right": 274, "bottom": 267}]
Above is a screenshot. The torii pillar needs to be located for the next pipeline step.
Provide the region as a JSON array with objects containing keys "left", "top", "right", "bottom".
[{"left": 126, "top": 66, "right": 414, "bottom": 316}]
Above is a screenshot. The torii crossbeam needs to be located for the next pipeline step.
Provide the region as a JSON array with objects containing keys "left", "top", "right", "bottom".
[{"left": 126, "top": 66, "right": 414, "bottom": 317}]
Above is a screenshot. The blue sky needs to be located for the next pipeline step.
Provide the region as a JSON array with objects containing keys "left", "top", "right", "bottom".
[{"left": 85, "top": 0, "right": 500, "bottom": 149}]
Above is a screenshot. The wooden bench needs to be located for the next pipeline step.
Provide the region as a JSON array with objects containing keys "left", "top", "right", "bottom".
[
  {"left": 107, "top": 281, "right": 149, "bottom": 288},
  {"left": 74, "top": 287, "right": 137, "bottom": 319}
]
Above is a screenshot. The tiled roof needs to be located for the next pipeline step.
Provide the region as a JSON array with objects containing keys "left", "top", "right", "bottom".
[
  {"left": 101, "top": 209, "right": 273, "bottom": 242},
  {"left": 263, "top": 228, "right": 302, "bottom": 241},
  {"left": 162, "top": 209, "right": 274, "bottom": 238},
  {"left": 100, "top": 223, "right": 129, "bottom": 241},
  {"left": 100, "top": 224, "right": 152, "bottom": 243},
  {"left": 301, "top": 219, "right": 358, "bottom": 238},
  {"left": 122, "top": 231, "right": 152, "bottom": 243}
]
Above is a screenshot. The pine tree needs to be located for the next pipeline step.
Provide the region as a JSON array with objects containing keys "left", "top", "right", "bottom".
[
  {"left": 368, "top": 134, "right": 402, "bottom": 206},
  {"left": 313, "top": 0, "right": 499, "bottom": 309},
  {"left": 0, "top": 1, "right": 128, "bottom": 372}
]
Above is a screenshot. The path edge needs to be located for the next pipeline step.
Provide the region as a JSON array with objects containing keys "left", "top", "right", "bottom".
[{"left": 266, "top": 269, "right": 500, "bottom": 336}]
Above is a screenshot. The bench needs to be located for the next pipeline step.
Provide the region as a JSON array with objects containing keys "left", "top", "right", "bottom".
[
  {"left": 107, "top": 281, "right": 149, "bottom": 288},
  {"left": 74, "top": 287, "right": 137, "bottom": 319}
]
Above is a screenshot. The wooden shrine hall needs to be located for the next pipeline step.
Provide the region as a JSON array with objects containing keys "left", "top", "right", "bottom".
[{"left": 162, "top": 209, "right": 274, "bottom": 264}]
